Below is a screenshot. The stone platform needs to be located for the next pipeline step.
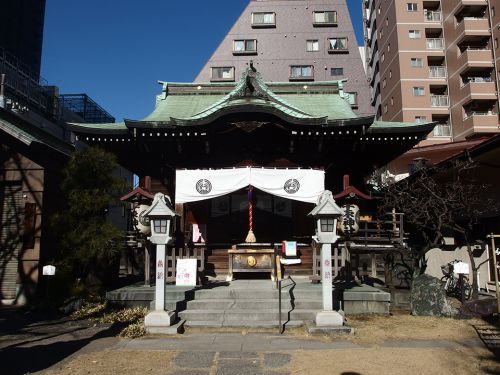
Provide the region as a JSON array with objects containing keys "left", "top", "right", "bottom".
[{"left": 106, "top": 278, "right": 391, "bottom": 328}]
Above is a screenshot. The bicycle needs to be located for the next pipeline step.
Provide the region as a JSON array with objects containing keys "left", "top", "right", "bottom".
[{"left": 440, "top": 260, "right": 472, "bottom": 301}]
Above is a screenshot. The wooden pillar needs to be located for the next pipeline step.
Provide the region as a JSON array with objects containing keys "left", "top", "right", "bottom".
[{"left": 371, "top": 253, "right": 377, "bottom": 278}]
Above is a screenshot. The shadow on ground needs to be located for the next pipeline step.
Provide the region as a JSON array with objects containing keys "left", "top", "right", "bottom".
[
  {"left": 0, "top": 308, "right": 121, "bottom": 374},
  {"left": 473, "top": 321, "right": 500, "bottom": 358}
]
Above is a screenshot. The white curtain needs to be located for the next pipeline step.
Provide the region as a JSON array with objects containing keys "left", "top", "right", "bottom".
[{"left": 175, "top": 167, "right": 324, "bottom": 204}]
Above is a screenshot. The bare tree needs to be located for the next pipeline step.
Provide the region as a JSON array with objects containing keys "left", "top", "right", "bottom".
[{"left": 376, "top": 160, "right": 495, "bottom": 298}]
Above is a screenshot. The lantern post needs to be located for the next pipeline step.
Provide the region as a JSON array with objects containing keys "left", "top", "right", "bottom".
[
  {"left": 308, "top": 190, "right": 345, "bottom": 326},
  {"left": 143, "top": 193, "right": 179, "bottom": 332}
]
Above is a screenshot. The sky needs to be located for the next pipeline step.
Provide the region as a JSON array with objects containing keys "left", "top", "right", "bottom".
[{"left": 41, "top": 0, "right": 364, "bottom": 121}]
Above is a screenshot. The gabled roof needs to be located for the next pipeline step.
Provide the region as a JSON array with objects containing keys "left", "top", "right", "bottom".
[
  {"left": 120, "top": 187, "right": 154, "bottom": 203},
  {"left": 67, "top": 64, "right": 436, "bottom": 137},
  {"left": 308, "top": 191, "right": 343, "bottom": 216}
]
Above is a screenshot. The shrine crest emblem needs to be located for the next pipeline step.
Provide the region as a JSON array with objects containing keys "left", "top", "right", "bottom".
[
  {"left": 283, "top": 179, "right": 300, "bottom": 194},
  {"left": 196, "top": 179, "right": 212, "bottom": 194}
]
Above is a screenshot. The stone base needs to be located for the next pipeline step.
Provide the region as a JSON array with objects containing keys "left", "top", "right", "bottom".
[
  {"left": 315, "top": 310, "right": 344, "bottom": 327},
  {"left": 343, "top": 285, "right": 391, "bottom": 314},
  {"left": 144, "top": 310, "right": 177, "bottom": 334},
  {"left": 306, "top": 320, "right": 353, "bottom": 335}
]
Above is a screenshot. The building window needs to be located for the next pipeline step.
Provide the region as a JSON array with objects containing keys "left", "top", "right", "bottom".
[
  {"left": 382, "top": 53, "right": 385, "bottom": 62},
  {"left": 252, "top": 12, "right": 276, "bottom": 27},
  {"left": 347, "top": 92, "right": 358, "bottom": 106},
  {"left": 331, "top": 67, "right": 344, "bottom": 76},
  {"left": 415, "top": 116, "right": 427, "bottom": 123},
  {"left": 233, "top": 40, "right": 257, "bottom": 54},
  {"left": 410, "top": 57, "right": 423, "bottom": 67},
  {"left": 386, "top": 17, "right": 389, "bottom": 26},
  {"left": 412, "top": 87, "right": 425, "bottom": 96},
  {"left": 387, "top": 43, "right": 391, "bottom": 52},
  {"left": 306, "top": 40, "right": 319, "bottom": 52},
  {"left": 313, "top": 11, "right": 337, "bottom": 26},
  {"left": 290, "top": 65, "right": 314, "bottom": 80},
  {"left": 384, "top": 104, "right": 388, "bottom": 113},
  {"left": 328, "top": 38, "right": 348, "bottom": 53},
  {"left": 407, "top": 3, "right": 418, "bottom": 12},
  {"left": 211, "top": 67, "right": 235, "bottom": 81},
  {"left": 391, "top": 97, "right": 394, "bottom": 106},
  {"left": 382, "top": 78, "right": 387, "bottom": 88},
  {"left": 495, "top": 38, "right": 499, "bottom": 50},
  {"left": 409, "top": 30, "right": 421, "bottom": 39},
  {"left": 389, "top": 70, "right": 392, "bottom": 79}
]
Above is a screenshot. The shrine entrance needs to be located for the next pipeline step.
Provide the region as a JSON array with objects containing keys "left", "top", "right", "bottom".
[{"left": 187, "top": 188, "right": 313, "bottom": 244}]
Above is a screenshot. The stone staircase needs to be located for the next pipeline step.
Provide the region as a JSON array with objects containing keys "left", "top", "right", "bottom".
[{"left": 176, "top": 278, "right": 323, "bottom": 327}]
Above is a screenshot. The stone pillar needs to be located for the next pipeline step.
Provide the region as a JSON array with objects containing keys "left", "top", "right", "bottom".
[
  {"left": 321, "top": 243, "right": 333, "bottom": 310},
  {"left": 154, "top": 244, "right": 166, "bottom": 311},
  {"left": 315, "top": 243, "right": 344, "bottom": 327},
  {"left": 144, "top": 243, "right": 176, "bottom": 332}
]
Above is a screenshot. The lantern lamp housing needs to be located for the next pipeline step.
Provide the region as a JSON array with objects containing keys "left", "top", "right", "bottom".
[
  {"left": 308, "top": 190, "right": 343, "bottom": 244},
  {"left": 143, "top": 193, "right": 179, "bottom": 245}
]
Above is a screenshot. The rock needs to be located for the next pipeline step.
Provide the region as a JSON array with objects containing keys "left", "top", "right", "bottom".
[{"left": 410, "top": 274, "right": 457, "bottom": 316}]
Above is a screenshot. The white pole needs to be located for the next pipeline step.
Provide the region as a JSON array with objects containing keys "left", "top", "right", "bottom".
[
  {"left": 321, "top": 243, "right": 333, "bottom": 311},
  {"left": 154, "top": 244, "right": 166, "bottom": 311}
]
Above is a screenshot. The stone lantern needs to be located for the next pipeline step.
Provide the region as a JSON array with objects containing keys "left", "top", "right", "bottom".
[
  {"left": 308, "top": 190, "right": 344, "bottom": 327},
  {"left": 143, "top": 193, "right": 179, "bottom": 332}
]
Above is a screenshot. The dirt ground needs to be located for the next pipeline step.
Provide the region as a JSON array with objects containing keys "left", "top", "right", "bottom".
[{"left": 42, "top": 313, "right": 500, "bottom": 375}]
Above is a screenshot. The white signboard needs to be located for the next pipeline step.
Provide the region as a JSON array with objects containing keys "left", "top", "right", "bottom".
[
  {"left": 454, "top": 262, "right": 470, "bottom": 274},
  {"left": 42, "top": 265, "right": 56, "bottom": 276},
  {"left": 176, "top": 259, "right": 197, "bottom": 286},
  {"left": 282, "top": 241, "right": 297, "bottom": 257}
]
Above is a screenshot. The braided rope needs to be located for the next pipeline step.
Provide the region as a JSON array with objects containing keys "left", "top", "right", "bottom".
[{"left": 248, "top": 187, "right": 253, "bottom": 231}]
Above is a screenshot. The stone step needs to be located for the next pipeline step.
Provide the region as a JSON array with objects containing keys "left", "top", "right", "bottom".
[
  {"left": 191, "top": 288, "right": 322, "bottom": 300},
  {"left": 179, "top": 309, "right": 318, "bottom": 322},
  {"left": 185, "top": 298, "right": 323, "bottom": 310},
  {"left": 184, "top": 320, "right": 304, "bottom": 328}
]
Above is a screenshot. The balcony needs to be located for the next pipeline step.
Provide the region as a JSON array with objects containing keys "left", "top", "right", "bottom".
[
  {"left": 425, "top": 10, "right": 442, "bottom": 22},
  {"left": 459, "top": 80, "right": 497, "bottom": 103},
  {"left": 463, "top": 112, "right": 499, "bottom": 134},
  {"left": 431, "top": 95, "right": 449, "bottom": 107},
  {"left": 426, "top": 38, "right": 444, "bottom": 50},
  {"left": 457, "top": 48, "right": 493, "bottom": 69},
  {"left": 432, "top": 123, "right": 452, "bottom": 137},
  {"left": 428, "top": 66, "right": 447, "bottom": 78},
  {"left": 456, "top": 18, "right": 490, "bottom": 37}
]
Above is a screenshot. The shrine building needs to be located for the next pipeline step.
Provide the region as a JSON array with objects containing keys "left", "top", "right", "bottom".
[{"left": 68, "top": 65, "right": 435, "bottom": 282}]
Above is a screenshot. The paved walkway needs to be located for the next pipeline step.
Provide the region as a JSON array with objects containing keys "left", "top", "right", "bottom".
[{"left": 117, "top": 332, "right": 483, "bottom": 352}]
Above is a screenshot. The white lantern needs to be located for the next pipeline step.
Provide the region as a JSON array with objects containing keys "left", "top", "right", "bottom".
[
  {"left": 143, "top": 193, "right": 178, "bottom": 245},
  {"left": 308, "top": 190, "right": 343, "bottom": 244}
]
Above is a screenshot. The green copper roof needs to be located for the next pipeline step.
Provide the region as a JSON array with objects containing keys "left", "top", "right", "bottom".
[
  {"left": 369, "top": 121, "right": 435, "bottom": 134},
  {"left": 280, "top": 94, "right": 356, "bottom": 120},
  {"left": 0, "top": 114, "right": 73, "bottom": 155},
  {"left": 66, "top": 65, "right": 435, "bottom": 136},
  {"left": 138, "top": 68, "right": 349, "bottom": 125}
]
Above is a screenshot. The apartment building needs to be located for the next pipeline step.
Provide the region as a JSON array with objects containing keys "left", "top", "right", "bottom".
[
  {"left": 196, "top": 0, "right": 373, "bottom": 116},
  {"left": 364, "top": 0, "right": 500, "bottom": 143}
]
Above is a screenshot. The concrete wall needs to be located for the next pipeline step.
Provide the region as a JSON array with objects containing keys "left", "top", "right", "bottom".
[
  {"left": 195, "top": 0, "right": 373, "bottom": 116},
  {"left": 425, "top": 246, "right": 491, "bottom": 290}
]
